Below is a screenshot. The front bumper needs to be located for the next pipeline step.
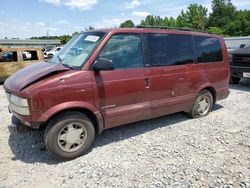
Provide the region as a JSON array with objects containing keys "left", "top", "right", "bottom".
[
  {"left": 230, "top": 65, "right": 250, "bottom": 77},
  {"left": 8, "top": 116, "right": 31, "bottom": 134},
  {"left": 8, "top": 105, "right": 43, "bottom": 129}
]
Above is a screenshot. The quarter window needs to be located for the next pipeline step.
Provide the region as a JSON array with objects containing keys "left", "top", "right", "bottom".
[
  {"left": 147, "top": 34, "right": 194, "bottom": 67},
  {"left": 99, "top": 34, "right": 144, "bottom": 69},
  {"left": 194, "top": 36, "right": 223, "bottom": 63}
]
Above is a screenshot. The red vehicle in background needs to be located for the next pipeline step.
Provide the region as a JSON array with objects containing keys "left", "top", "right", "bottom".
[{"left": 4, "top": 27, "right": 230, "bottom": 160}]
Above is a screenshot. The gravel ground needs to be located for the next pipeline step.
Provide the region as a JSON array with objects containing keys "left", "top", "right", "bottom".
[{"left": 0, "top": 80, "right": 250, "bottom": 188}]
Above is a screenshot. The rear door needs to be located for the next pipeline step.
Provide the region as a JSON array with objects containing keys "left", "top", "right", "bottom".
[
  {"left": 92, "top": 34, "right": 151, "bottom": 128},
  {"left": 145, "top": 33, "right": 196, "bottom": 117}
]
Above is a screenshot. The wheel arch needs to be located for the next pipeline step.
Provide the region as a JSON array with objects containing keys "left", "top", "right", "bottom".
[
  {"left": 39, "top": 102, "right": 104, "bottom": 134},
  {"left": 199, "top": 86, "right": 217, "bottom": 104}
]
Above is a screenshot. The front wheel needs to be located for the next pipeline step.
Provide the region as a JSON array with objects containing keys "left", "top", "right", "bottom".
[
  {"left": 44, "top": 111, "right": 95, "bottom": 160},
  {"left": 188, "top": 90, "right": 213, "bottom": 118}
]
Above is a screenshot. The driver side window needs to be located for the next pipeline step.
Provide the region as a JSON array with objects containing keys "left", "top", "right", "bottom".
[{"left": 99, "top": 34, "right": 144, "bottom": 69}]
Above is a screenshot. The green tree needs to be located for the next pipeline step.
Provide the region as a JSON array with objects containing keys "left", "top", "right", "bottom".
[
  {"left": 177, "top": 4, "right": 208, "bottom": 30},
  {"left": 207, "top": 27, "right": 225, "bottom": 35},
  {"left": 162, "top": 17, "right": 177, "bottom": 27},
  {"left": 140, "top": 15, "right": 164, "bottom": 26},
  {"left": 225, "top": 10, "right": 250, "bottom": 36},
  {"left": 208, "top": 0, "right": 236, "bottom": 28},
  {"left": 120, "top": 20, "right": 135, "bottom": 28}
]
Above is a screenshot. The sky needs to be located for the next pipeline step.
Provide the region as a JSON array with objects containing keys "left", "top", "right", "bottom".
[{"left": 0, "top": 0, "right": 250, "bottom": 39}]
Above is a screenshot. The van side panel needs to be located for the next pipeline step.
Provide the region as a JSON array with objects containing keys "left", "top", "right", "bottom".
[
  {"left": 145, "top": 34, "right": 229, "bottom": 119},
  {"left": 148, "top": 65, "right": 196, "bottom": 118}
]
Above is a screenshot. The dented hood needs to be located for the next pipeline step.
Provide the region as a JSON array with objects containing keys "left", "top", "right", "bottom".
[{"left": 4, "top": 62, "right": 70, "bottom": 93}]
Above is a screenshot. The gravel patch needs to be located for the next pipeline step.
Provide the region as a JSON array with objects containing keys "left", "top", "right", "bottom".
[{"left": 0, "top": 80, "right": 250, "bottom": 187}]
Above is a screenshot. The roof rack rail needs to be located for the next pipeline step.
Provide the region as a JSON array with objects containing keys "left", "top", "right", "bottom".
[{"left": 136, "top": 25, "right": 210, "bottom": 34}]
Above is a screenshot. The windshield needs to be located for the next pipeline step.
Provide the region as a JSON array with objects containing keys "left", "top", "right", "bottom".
[{"left": 49, "top": 32, "right": 106, "bottom": 69}]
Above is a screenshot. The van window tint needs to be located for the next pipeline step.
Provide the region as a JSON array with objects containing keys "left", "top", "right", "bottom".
[
  {"left": 0, "top": 51, "right": 18, "bottom": 62},
  {"left": 21, "top": 51, "right": 39, "bottom": 61},
  {"left": 194, "top": 36, "right": 223, "bottom": 63},
  {"left": 99, "top": 34, "right": 143, "bottom": 69},
  {"left": 147, "top": 34, "right": 194, "bottom": 67}
]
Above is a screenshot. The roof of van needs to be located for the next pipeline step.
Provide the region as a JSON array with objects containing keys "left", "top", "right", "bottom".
[{"left": 91, "top": 27, "right": 218, "bottom": 37}]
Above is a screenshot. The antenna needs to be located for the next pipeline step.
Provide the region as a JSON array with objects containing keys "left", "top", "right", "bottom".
[
  {"left": 47, "top": 23, "right": 49, "bottom": 38},
  {"left": 47, "top": 23, "right": 50, "bottom": 47}
]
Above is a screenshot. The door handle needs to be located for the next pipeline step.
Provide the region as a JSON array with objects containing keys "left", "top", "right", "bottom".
[{"left": 144, "top": 78, "right": 150, "bottom": 89}]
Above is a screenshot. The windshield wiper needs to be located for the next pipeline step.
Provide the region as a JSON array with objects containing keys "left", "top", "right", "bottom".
[
  {"left": 62, "top": 63, "right": 74, "bottom": 69},
  {"left": 57, "top": 55, "right": 63, "bottom": 64},
  {"left": 56, "top": 55, "right": 74, "bottom": 69}
]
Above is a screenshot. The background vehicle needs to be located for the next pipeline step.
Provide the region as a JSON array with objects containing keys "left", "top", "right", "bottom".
[
  {"left": 4, "top": 28, "right": 230, "bottom": 160},
  {"left": 43, "top": 46, "right": 62, "bottom": 59},
  {"left": 229, "top": 42, "right": 250, "bottom": 84},
  {"left": 0, "top": 48, "right": 43, "bottom": 82}
]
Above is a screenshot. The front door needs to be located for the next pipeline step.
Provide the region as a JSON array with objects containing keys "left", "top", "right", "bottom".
[{"left": 92, "top": 34, "right": 151, "bottom": 128}]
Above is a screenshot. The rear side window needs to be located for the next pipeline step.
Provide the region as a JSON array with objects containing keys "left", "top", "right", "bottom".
[
  {"left": 147, "top": 34, "right": 194, "bottom": 67},
  {"left": 21, "top": 50, "right": 39, "bottom": 61},
  {"left": 0, "top": 51, "right": 18, "bottom": 62},
  {"left": 194, "top": 36, "right": 223, "bottom": 63},
  {"left": 99, "top": 34, "right": 144, "bottom": 69}
]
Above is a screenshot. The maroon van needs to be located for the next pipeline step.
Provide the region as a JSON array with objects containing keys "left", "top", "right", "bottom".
[{"left": 4, "top": 27, "right": 230, "bottom": 159}]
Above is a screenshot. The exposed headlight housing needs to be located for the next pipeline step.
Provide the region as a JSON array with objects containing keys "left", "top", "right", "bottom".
[{"left": 7, "top": 94, "right": 30, "bottom": 115}]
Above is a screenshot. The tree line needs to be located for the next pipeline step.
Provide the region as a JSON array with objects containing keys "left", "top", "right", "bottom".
[
  {"left": 120, "top": 0, "right": 250, "bottom": 37},
  {"left": 32, "top": 0, "right": 250, "bottom": 44}
]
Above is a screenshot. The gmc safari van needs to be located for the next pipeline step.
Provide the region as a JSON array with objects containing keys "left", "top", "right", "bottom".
[
  {"left": 0, "top": 48, "right": 43, "bottom": 82},
  {"left": 4, "top": 27, "right": 230, "bottom": 160}
]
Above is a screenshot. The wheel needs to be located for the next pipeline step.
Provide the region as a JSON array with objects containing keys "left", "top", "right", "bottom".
[
  {"left": 230, "top": 76, "right": 240, "bottom": 84},
  {"left": 44, "top": 111, "right": 95, "bottom": 160},
  {"left": 188, "top": 90, "right": 213, "bottom": 118}
]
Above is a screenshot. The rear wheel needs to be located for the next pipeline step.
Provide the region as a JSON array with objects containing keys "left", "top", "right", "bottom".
[
  {"left": 44, "top": 111, "right": 95, "bottom": 160},
  {"left": 188, "top": 90, "right": 213, "bottom": 118},
  {"left": 230, "top": 76, "right": 240, "bottom": 84}
]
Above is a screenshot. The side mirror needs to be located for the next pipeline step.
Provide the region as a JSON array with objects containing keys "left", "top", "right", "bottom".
[
  {"left": 92, "top": 58, "right": 114, "bottom": 71},
  {"left": 239, "top": 44, "right": 246, "bottom": 48}
]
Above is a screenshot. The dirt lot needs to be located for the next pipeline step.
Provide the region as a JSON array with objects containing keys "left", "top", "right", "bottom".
[{"left": 0, "top": 80, "right": 250, "bottom": 188}]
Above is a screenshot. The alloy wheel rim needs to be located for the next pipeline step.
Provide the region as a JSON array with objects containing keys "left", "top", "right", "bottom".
[
  {"left": 197, "top": 95, "right": 210, "bottom": 116},
  {"left": 57, "top": 123, "right": 87, "bottom": 152}
]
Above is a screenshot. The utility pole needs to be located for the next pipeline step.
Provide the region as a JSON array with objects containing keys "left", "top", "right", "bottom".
[{"left": 47, "top": 23, "right": 50, "bottom": 49}]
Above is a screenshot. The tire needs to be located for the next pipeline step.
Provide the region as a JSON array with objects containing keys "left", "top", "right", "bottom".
[
  {"left": 230, "top": 76, "right": 240, "bottom": 84},
  {"left": 188, "top": 90, "right": 213, "bottom": 118},
  {"left": 44, "top": 111, "right": 95, "bottom": 160}
]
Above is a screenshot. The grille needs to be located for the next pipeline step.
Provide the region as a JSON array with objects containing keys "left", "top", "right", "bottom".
[{"left": 232, "top": 54, "right": 250, "bottom": 67}]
